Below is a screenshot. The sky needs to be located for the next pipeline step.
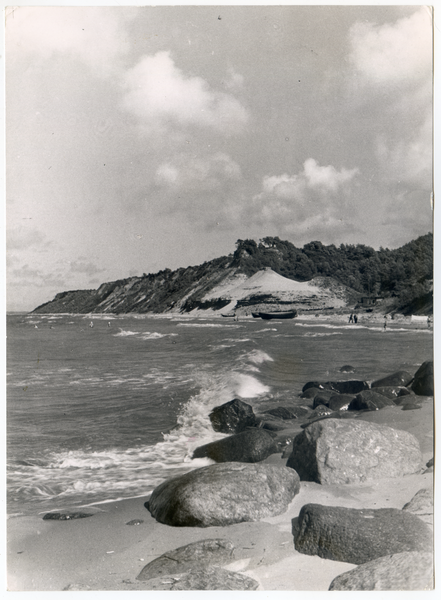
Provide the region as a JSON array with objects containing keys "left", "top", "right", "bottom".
[{"left": 5, "top": 4, "right": 434, "bottom": 312}]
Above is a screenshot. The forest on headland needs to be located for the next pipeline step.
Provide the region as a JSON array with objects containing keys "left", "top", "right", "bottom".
[{"left": 33, "top": 233, "right": 433, "bottom": 315}]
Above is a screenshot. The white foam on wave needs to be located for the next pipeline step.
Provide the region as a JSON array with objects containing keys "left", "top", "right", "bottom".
[
  {"left": 302, "top": 332, "right": 343, "bottom": 337},
  {"left": 114, "top": 329, "right": 139, "bottom": 336},
  {"left": 245, "top": 349, "right": 274, "bottom": 365}
]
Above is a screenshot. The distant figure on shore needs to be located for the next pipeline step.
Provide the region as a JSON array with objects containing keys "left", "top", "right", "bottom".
[
  {"left": 353, "top": 314, "right": 358, "bottom": 324},
  {"left": 384, "top": 316, "right": 387, "bottom": 330},
  {"left": 349, "top": 314, "right": 353, "bottom": 323},
  {"left": 427, "top": 316, "right": 431, "bottom": 328},
  {"left": 89, "top": 321, "right": 94, "bottom": 328},
  {"left": 107, "top": 322, "right": 111, "bottom": 327}
]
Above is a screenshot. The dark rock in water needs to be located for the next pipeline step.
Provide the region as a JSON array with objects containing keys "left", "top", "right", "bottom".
[
  {"left": 402, "top": 488, "right": 433, "bottom": 527},
  {"left": 136, "top": 539, "right": 235, "bottom": 581},
  {"left": 328, "top": 551, "right": 433, "bottom": 591},
  {"left": 302, "top": 381, "right": 335, "bottom": 393},
  {"left": 349, "top": 390, "right": 395, "bottom": 411},
  {"left": 312, "top": 391, "right": 334, "bottom": 409},
  {"left": 146, "top": 462, "right": 300, "bottom": 527},
  {"left": 426, "top": 457, "right": 434, "bottom": 469},
  {"left": 300, "top": 387, "right": 322, "bottom": 399},
  {"left": 373, "top": 386, "right": 414, "bottom": 400},
  {"left": 293, "top": 504, "right": 432, "bottom": 564},
  {"left": 328, "top": 394, "right": 355, "bottom": 411},
  {"left": 339, "top": 365, "right": 355, "bottom": 373},
  {"left": 168, "top": 566, "right": 259, "bottom": 590},
  {"left": 371, "top": 370, "right": 413, "bottom": 388},
  {"left": 286, "top": 419, "right": 422, "bottom": 484},
  {"left": 263, "top": 406, "right": 298, "bottom": 420},
  {"left": 209, "top": 399, "right": 257, "bottom": 434},
  {"left": 330, "top": 380, "right": 369, "bottom": 394},
  {"left": 126, "top": 519, "right": 144, "bottom": 526},
  {"left": 303, "top": 380, "right": 368, "bottom": 395},
  {"left": 289, "top": 406, "right": 310, "bottom": 418},
  {"left": 43, "top": 512, "right": 93, "bottom": 521},
  {"left": 192, "top": 429, "right": 277, "bottom": 463},
  {"left": 411, "top": 361, "right": 433, "bottom": 396}
]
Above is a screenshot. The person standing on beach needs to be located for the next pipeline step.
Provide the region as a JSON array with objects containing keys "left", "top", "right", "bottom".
[
  {"left": 349, "top": 314, "right": 353, "bottom": 323},
  {"left": 384, "top": 316, "right": 387, "bottom": 330},
  {"left": 353, "top": 314, "right": 358, "bottom": 324}
]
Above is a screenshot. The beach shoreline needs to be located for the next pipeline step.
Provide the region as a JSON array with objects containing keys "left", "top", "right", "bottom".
[{"left": 7, "top": 400, "right": 434, "bottom": 592}]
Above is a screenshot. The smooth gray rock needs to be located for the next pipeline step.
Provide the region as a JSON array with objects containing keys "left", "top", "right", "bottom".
[
  {"left": 286, "top": 418, "right": 422, "bottom": 484},
  {"left": 411, "top": 361, "right": 433, "bottom": 396},
  {"left": 293, "top": 504, "right": 432, "bottom": 564},
  {"left": 136, "top": 539, "right": 235, "bottom": 581},
  {"left": 312, "top": 391, "right": 334, "bottom": 408},
  {"left": 209, "top": 399, "right": 257, "bottom": 434},
  {"left": 192, "top": 429, "right": 277, "bottom": 463},
  {"left": 349, "top": 390, "right": 395, "bottom": 411},
  {"left": 371, "top": 370, "right": 413, "bottom": 388},
  {"left": 339, "top": 365, "right": 355, "bottom": 373},
  {"left": 168, "top": 566, "right": 259, "bottom": 590},
  {"left": 402, "top": 488, "right": 433, "bottom": 527},
  {"left": 146, "top": 462, "right": 300, "bottom": 527},
  {"left": 329, "top": 551, "right": 433, "bottom": 590}
]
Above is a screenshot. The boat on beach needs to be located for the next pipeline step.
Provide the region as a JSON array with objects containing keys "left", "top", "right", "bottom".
[{"left": 252, "top": 310, "right": 297, "bottom": 320}]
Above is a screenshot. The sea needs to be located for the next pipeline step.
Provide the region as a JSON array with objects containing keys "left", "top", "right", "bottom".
[{"left": 6, "top": 312, "right": 432, "bottom": 518}]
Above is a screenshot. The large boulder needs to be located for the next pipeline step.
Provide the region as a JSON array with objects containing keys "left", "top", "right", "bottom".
[
  {"left": 328, "top": 552, "right": 433, "bottom": 591},
  {"left": 349, "top": 390, "right": 395, "bottom": 411},
  {"left": 371, "top": 370, "right": 413, "bottom": 388},
  {"left": 192, "top": 429, "right": 277, "bottom": 463},
  {"left": 209, "top": 399, "right": 258, "bottom": 433},
  {"left": 146, "top": 462, "right": 300, "bottom": 527},
  {"left": 411, "top": 361, "right": 433, "bottom": 396},
  {"left": 293, "top": 504, "right": 432, "bottom": 564},
  {"left": 286, "top": 419, "right": 422, "bottom": 484},
  {"left": 167, "top": 566, "right": 259, "bottom": 590},
  {"left": 137, "top": 539, "right": 234, "bottom": 581}
]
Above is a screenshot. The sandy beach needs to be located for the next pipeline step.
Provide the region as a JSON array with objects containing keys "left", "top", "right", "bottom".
[{"left": 7, "top": 398, "right": 434, "bottom": 592}]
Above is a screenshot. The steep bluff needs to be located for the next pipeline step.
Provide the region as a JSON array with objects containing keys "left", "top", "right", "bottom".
[{"left": 32, "top": 234, "right": 432, "bottom": 315}]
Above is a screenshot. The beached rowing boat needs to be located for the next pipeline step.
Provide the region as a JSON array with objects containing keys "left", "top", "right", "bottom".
[{"left": 252, "top": 310, "right": 297, "bottom": 320}]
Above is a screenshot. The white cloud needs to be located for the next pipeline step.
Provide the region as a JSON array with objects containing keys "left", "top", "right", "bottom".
[
  {"left": 6, "top": 6, "right": 135, "bottom": 76},
  {"left": 122, "top": 51, "right": 249, "bottom": 133},
  {"left": 349, "top": 7, "right": 432, "bottom": 85},
  {"left": 155, "top": 153, "right": 242, "bottom": 192},
  {"left": 248, "top": 159, "right": 359, "bottom": 238}
]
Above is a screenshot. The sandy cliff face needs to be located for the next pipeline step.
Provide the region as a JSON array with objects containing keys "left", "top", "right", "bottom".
[{"left": 33, "top": 267, "right": 354, "bottom": 315}]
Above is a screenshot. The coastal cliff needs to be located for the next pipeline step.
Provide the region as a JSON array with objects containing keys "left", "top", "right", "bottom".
[{"left": 32, "top": 234, "right": 432, "bottom": 315}]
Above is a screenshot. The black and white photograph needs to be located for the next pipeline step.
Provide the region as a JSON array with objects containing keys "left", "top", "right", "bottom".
[{"left": 5, "top": 4, "right": 435, "bottom": 592}]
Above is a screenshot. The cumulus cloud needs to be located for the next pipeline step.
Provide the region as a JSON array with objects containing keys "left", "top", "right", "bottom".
[
  {"left": 6, "top": 6, "right": 135, "bottom": 75},
  {"left": 155, "top": 153, "right": 242, "bottom": 192},
  {"left": 248, "top": 159, "right": 359, "bottom": 239},
  {"left": 348, "top": 8, "right": 432, "bottom": 191},
  {"left": 121, "top": 51, "right": 249, "bottom": 133},
  {"left": 349, "top": 7, "right": 432, "bottom": 86}
]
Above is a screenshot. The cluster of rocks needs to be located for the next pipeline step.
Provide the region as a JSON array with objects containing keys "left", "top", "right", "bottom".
[
  {"left": 46, "top": 360, "right": 433, "bottom": 590},
  {"left": 136, "top": 360, "right": 434, "bottom": 590}
]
